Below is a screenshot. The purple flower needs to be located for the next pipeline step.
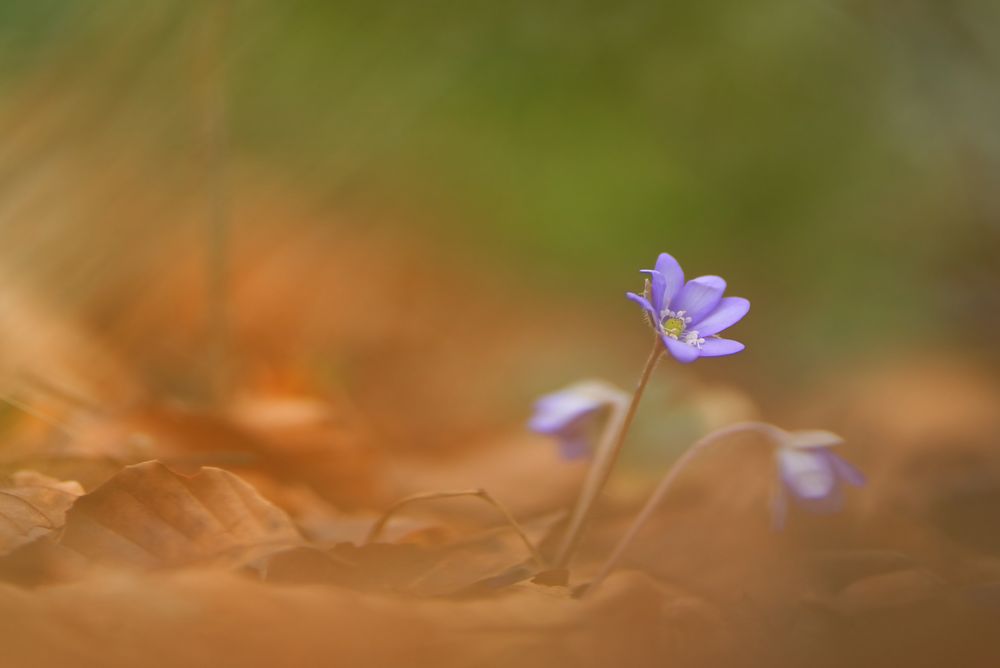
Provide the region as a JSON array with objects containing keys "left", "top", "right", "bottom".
[
  {"left": 528, "top": 381, "right": 627, "bottom": 459},
  {"left": 771, "top": 429, "right": 865, "bottom": 528},
  {"left": 627, "top": 252, "right": 750, "bottom": 363}
]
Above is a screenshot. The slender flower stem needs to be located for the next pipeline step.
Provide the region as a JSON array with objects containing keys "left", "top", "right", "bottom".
[
  {"left": 583, "top": 421, "right": 782, "bottom": 597},
  {"left": 0, "top": 393, "right": 79, "bottom": 437},
  {"left": 365, "top": 489, "right": 546, "bottom": 568},
  {"left": 553, "top": 336, "right": 663, "bottom": 569},
  {"left": 551, "top": 396, "right": 628, "bottom": 567},
  {"left": 196, "top": 0, "right": 233, "bottom": 405}
]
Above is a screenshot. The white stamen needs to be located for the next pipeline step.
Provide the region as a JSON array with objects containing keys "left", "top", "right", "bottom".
[
  {"left": 659, "top": 310, "right": 704, "bottom": 348},
  {"left": 684, "top": 330, "right": 705, "bottom": 349}
]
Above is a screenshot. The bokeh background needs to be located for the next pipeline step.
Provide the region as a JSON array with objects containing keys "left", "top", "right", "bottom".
[
  {"left": 2, "top": 5, "right": 1000, "bottom": 666},
  {"left": 0, "top": 0, "right": 998, "bottom": 453}
]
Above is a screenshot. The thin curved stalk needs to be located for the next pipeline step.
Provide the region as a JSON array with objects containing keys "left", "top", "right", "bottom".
[
  {"left": 584, "top": 421, "right": 782, "bottom": 597},
  {"left": 553, "top": 336, "right": 662, "bottom": 569},
  {"left": 365, "top": 489, "right": 546, "bottom": 568},
  {"left": 196, "top": 0, "right": 233, "bottom": 404},
  {"left": 0, "top": 393, "right": 78, "bottom": 437}
]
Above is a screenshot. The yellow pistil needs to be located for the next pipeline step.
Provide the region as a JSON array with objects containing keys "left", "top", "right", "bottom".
[{"left": 662, "top": 317, "right": 686, "bottom": 338}]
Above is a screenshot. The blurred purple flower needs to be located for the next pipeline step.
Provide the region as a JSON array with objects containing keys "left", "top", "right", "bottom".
[
  {"left": 627, "top": 252, "right": 749, "bottom": 363},
  {"left": 528, "top": 381, "right": 627, "bottom": 459},
  {"left": 771, "top": 429, "right": 865, "bottom": 528}
]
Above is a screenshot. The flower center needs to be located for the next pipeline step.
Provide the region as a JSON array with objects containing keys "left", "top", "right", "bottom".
[
  {"left": 659, "top": 309, "right": 705, "bottom": 349},
  {"left": 663, "top": 317, "right": 686, "bottom": 338}
]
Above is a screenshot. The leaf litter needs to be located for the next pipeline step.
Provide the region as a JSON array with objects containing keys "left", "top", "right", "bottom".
[{"left": 0, "top": 184, "right": 998, "bottom": 666}]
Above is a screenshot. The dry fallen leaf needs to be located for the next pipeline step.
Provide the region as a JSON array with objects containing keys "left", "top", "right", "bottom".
[
  {"left": 59, "top": 461, "right": 303, "bottom": 569},
  {"left": 264, "top": 507, "right": 560, "bottom": 597},
  {"left": 0, "top": 471, "right": 83, "bottom": 556}
]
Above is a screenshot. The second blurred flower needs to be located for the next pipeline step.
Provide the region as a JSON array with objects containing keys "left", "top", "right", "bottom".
[{"left": 528, "top": 380, "right": 628, "bottom": 459}]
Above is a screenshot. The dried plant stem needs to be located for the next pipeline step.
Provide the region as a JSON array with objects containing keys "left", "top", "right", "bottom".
[
  {"left": 18, "top": 373, "right": 99, "bottom": 413},
  {"left": 197, "top": 0, "right": 233, "bottom": 404},
  {"left": 550, "top": 396, "right": 628, "bottom": 568},
  {"left": 0, "top": 393, "right": 77, "bottom": 437},
  {"left": 584, "top": 421, "right": 782, "bottom": 597},
  {"left": 365, "top": 489, "right": 546, "bottom": 568},
  {"left": 552, "top": 336, "right": 662, "bottom": 569}
]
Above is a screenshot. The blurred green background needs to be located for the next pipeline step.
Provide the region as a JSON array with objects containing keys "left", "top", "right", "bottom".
[{"left": 0, "top": 0, "right": 998, "bottom": 389}]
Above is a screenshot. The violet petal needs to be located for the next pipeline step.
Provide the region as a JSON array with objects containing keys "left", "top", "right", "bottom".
[
  {"left": 698, "top": 338, "right": 745, "bottom": 357},
  {"left": 829, "top": 451, "right": 866, "bottom": 487},
  {"left": 674, "top": 275, "right": 726, "bottom": 323},
  {"left": 626, "top": 292, "right": 658, "bottom": 322},
  {"left": 777, "top": 448, "right": 837, "bottom": 501},
  {"left": 654, "top": 252, "right": 685, "bottom": 308},
  {"left": 639, "top": 270, "right": 667, "bottom": 314},
  {"left": 529, "top": 395, "right": 602, "bottom": 434},
  {"left": 693, "top": 297, "right": 750, "bottom": 336},
  {"left": 661, "top": 335, "right": 700, "bottom": 363},
  {"left": 786, "top": 429, "right": 845, "bottom": 450}
]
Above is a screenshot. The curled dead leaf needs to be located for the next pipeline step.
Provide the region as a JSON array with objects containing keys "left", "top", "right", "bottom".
[
  {"left": 263, "top": 509, "right": 562, "bottom": 598},
  {"left": 0, "top": 471, "right": 83, "bottom": 556},
  {"left": 60, "top": 461, "right": 302, "bottom": 569}
]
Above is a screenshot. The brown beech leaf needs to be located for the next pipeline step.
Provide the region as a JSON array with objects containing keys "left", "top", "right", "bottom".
[
  {"left": 262, "top": 539, "right": 526, "bottom": 596},
  {"left": 262, "top": 509, "right": 560, "bottom": 597},
  {"left": 60, "top": 461, "right": 303, "bottom": 569},
  {"left": 0, "top": 471, "right": 83, "bottom": 556}
]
